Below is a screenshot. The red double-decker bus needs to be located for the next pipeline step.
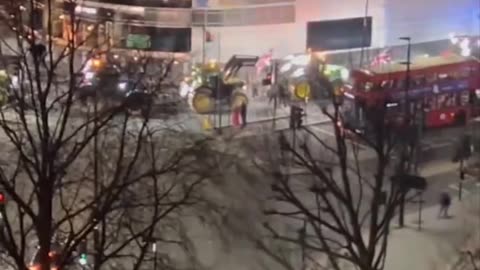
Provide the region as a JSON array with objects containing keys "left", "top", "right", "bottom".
[{"left": 343, "top": 55, "right": 480, "bottom": 128}]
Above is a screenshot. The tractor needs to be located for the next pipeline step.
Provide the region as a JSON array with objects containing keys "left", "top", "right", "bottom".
[{"left": 191, "top": 55, "right": 258, "bottom": 114}]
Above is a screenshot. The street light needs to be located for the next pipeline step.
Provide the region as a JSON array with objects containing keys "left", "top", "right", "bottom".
[{"left": 397, "top": 36, "right": 412, "bottom": 228}]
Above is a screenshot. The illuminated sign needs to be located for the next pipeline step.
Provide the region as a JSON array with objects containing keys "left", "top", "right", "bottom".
[{"left": 75, "top": 6, "right": 97, "bottom": 15}]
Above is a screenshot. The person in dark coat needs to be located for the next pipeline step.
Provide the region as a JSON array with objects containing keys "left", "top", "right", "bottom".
[
  {"left": 438, "top": 192, "right": 451, "bottom": 218},
  {"left": 240, "top": 101, "right": 247, "bottom": 128}
]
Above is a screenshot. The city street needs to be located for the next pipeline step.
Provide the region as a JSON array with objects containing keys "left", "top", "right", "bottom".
[
  {"left": 3, "top": 0, "right": 480, "bottom": 268},
  {"left": 170, "top": 132, "right": 480, "bottom": 270}
]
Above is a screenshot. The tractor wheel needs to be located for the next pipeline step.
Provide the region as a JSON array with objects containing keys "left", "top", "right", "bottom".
[
  {"left": 231, "top": 90, "right": 248, "bottom": 109},
  {"left": 192, "top": 88, "right": 214, "bottom": 114},
  {"left": 0, "top": 88, "right": 8, "bottom": 107}
]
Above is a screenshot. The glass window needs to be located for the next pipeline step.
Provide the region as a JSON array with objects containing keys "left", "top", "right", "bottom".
[
  {"left": 424, "top": 95, "right": 436, "bottom": 110},
  {"left": 413, "top": 76, "right": 426, "bottom": 87},
  {"left": 458, "top": 67, "right": 471, "bottom": 78},
  {"left": 438, "top": 73, "right": 454, "bottom": 81},
  {"left": 207, "top": 11, "right": 223, "bottom": 25},
  {"left": 192, "top": 4, "right": 295, "bottom": 26},
  {"left": 395, "top": 79, "right": 406, "bottom": 89},
  {"left": 460, "top": 91, "right": 470, "bottom": 106},
  {"left": 97, "top": 0, "right": 192, "bottom": 8},
  {"left": 365, "top": 82, "right": 373, "bottom": 92},
  {"left": 381, "top": 80, "right": 392, "bottom": 89},
  {"left": 426, "top": 74, "right": 437, "bottom": 84},
  {"left": 438, "top": 93, "right": 457, "bottom": 108}
]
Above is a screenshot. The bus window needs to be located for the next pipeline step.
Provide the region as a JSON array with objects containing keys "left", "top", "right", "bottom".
[
  {"left": 395, "top": 79, "right": 406, "bottom": 89},
  {"left": 365, "top": 82, "right": 374, "bottom": 92},
  {"left": 438, "top": 73, "right": 454, "bottom": 81},
  {"left": 460, "top": 91, "right": 470, "bottom": 106},
  {"left": 426, "top": 74, "right": 437, "bottom": 85},
  {"left": 438, "top": 93, "right": 456, "bottom": 107},
  {"left": 381, "top": 80, "right": 393, "bottom": 89},
  {"left": 413, "top": 76, "right": 426, "bottom": 87},
  {"left": 458, "top": 68, "right": 470, "bottom": 78},
  {"left": 424, "top": 95, "right": 436, "bottom": 110}
]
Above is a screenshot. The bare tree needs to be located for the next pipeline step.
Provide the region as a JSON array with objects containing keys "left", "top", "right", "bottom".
[
  {"left": 0, "top": 1, "right": 222, "bottom": 270},
  {"left": 251, "top": 61, "right": 413, "bottom": 270}
]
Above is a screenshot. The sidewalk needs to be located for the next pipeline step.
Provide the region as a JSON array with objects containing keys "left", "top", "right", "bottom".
[{"left": 384, "top": 193, "right": 480, "bottom": 270}]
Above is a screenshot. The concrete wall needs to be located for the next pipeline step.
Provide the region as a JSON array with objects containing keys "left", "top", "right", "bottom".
[{"left": 191, "top": 0, "right": 386, "bottom": 62}]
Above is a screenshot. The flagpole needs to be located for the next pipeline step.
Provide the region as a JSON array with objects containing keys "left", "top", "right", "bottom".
[{"left": 202, "top": 11, "right": 206, "bottom": 64}]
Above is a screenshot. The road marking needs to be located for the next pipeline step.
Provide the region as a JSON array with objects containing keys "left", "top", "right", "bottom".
[
  {"left": 449, "top": 184, "right": 459, "bottom": 190},
  {"left": 423, "top": 142, "right": 452, "bottom": 149},
  {"left": 309, "top": 125, "right": 335, "bottom": 137},
  {"left": 448, "top": 184, "right": 472, "bottom": 194}
]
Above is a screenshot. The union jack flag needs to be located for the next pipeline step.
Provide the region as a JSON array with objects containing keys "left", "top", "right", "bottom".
[
  {"left": 256, "top": 49, "right": 273, "bottom": 74},
  {"left": 370, "top": 49, "right": 392, "bottom": 66}
]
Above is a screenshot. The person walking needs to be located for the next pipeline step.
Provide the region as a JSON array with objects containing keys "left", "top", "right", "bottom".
[
  {"left": 438, "top": 192, "right": 451, "bottom": 218},
  {"left": 232, "top": 106, "right": 241, "bottom": 127},
  {"left": 240, "top": 100, "right": 247, "bottom": 128}
]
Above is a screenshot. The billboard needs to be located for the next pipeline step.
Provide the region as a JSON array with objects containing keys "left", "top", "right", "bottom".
[
  {"left": 126, "top": 34, "right": 151, "bottom": 49},
  {"left": 149, "top": 28, "right": 191, "bottom": 52},
  {"left": 306, "top": 17, "right": 372, "bottom": 51}
]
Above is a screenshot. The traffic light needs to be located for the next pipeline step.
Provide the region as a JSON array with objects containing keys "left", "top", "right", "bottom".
[
  {"left": 78, "top": 253, "right": 87, "bottom": 266},
  {"left": 78, "top": 240, "right": 88, "bottom": 265},
  {"left": 0, "top": 192, "right": 5, "bottom": 212},
  {"left": 289, "top": 105, "right": 304, "bottom": 129}
]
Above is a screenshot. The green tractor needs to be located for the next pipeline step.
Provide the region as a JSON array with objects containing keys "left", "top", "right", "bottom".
[
  {"left": 0, "top": 70, "right": 9, "bottom": 107},
  {"left": 191, "top": 55, "right": 258, "bottom": 114}
]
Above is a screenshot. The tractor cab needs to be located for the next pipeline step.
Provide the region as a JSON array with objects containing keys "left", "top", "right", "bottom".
[{"left": 192, "top": 55, "right": 258, "bottom": 114}]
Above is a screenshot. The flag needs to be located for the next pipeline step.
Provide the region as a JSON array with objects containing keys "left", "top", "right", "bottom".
[
  {"left": 371, "top": 49, "right": 392, "bottom": 66},
  {"left": 256, "top": 49, "right": 273, "bottom": 74}
]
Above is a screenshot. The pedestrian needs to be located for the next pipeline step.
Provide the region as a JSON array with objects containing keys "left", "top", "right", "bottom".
[
  {"left": 438, "top": 192, "right": 451, "bottom": 218},
  {"left": 240, "top": 100, "right": 247, "bottom": 128},
  {"left": 232, "top": 106, "right": 241, "bottom": 127},
  {"left": 252, "top": 85, "right": 258, "bottom": 97}
]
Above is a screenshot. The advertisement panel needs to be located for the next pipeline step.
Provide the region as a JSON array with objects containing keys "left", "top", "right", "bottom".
[{"left": 307, "top": 17, "right": 372, "bottom": 51}]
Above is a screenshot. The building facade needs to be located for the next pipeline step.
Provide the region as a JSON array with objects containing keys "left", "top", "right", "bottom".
[{"left": 52, "top": 0, "right": 479, "bottom": 61}]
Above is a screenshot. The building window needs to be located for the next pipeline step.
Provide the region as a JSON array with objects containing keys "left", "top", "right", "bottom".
[
  {"left": 192, "top": 4, "right": 295, "bottom": 26},
  {"left": 90, "top": 0, "right": 192, "bottom": 8}
]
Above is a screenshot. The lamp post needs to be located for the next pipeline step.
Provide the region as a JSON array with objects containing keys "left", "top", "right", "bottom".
[
  {"left": 397, "top": 36, "right": 412, "bottom": 228},
  {"left": 399, "top": 36, "right": 411, "bottom": 120}
]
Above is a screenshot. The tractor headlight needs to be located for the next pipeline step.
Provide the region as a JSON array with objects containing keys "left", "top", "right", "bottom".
[
  {"left": 118, "top": 82, "right": 127, "bottom": 91},
  {"left": 84, "top": 72, "right": 95, "bottom": 81}
]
